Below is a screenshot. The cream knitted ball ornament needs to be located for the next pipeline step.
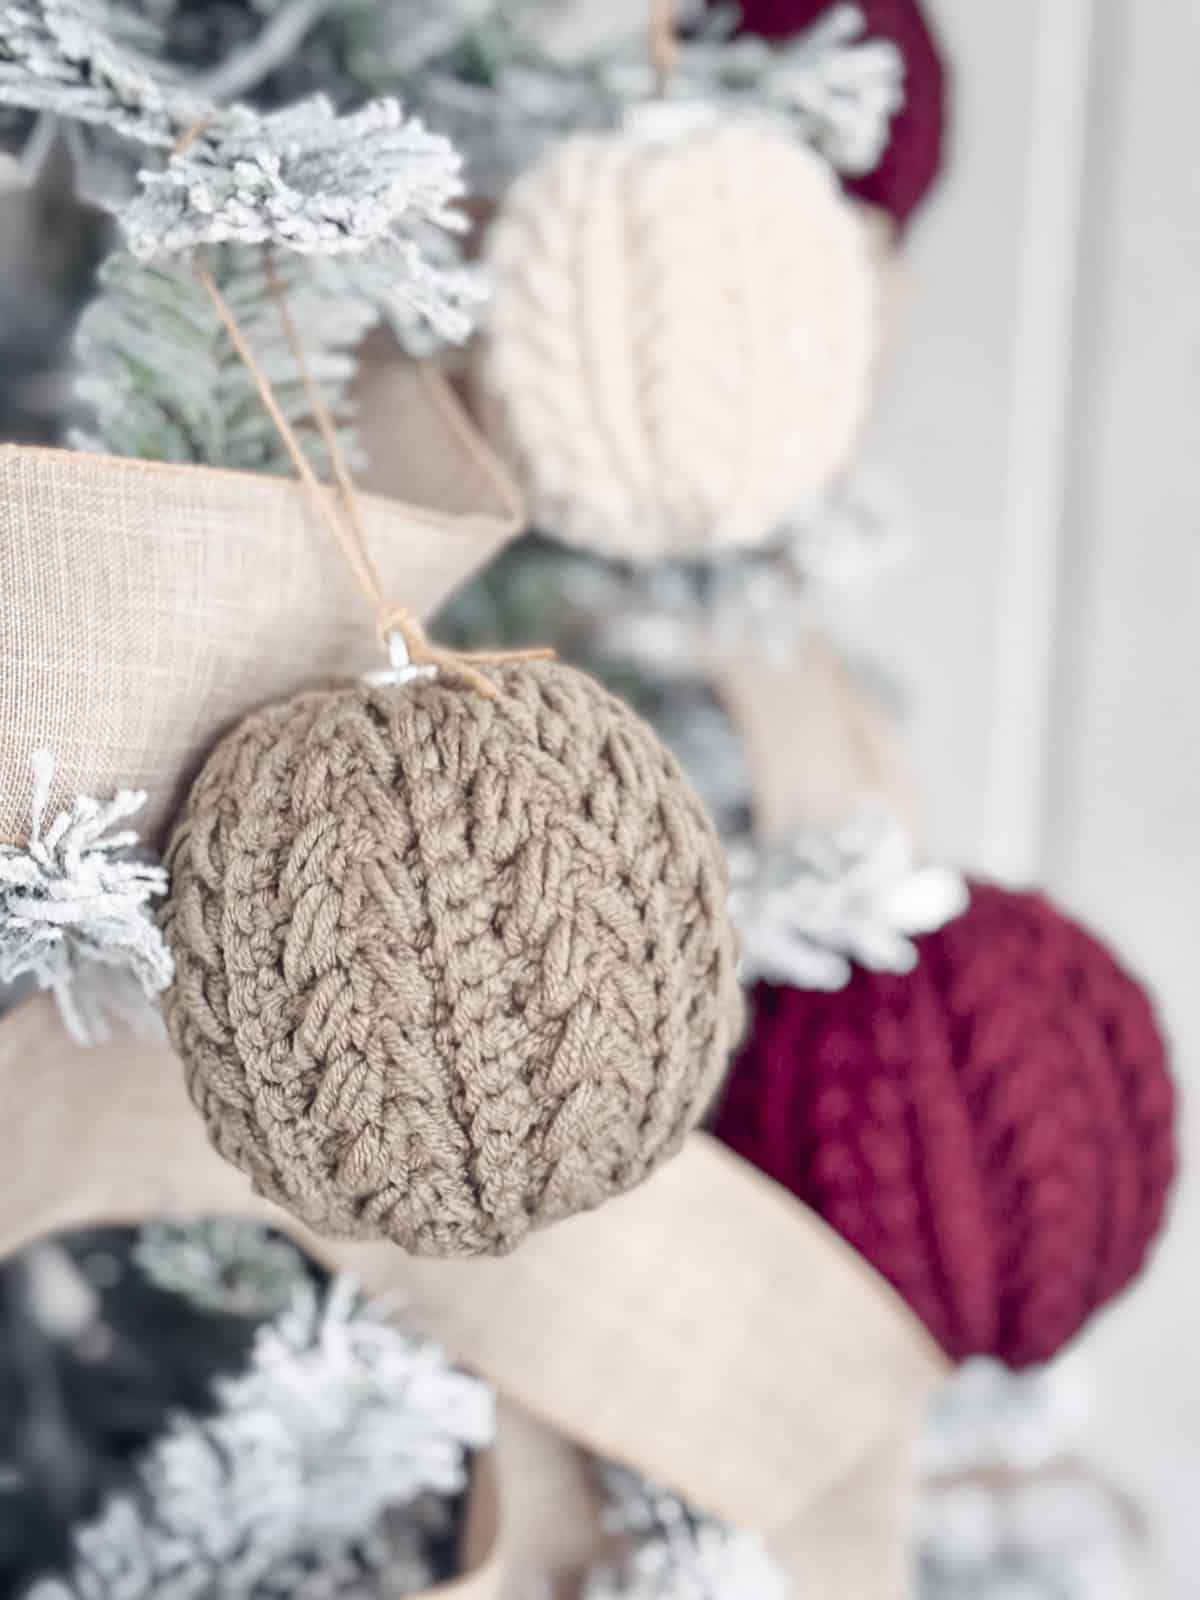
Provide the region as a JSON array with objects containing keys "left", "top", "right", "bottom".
[
  {"left": 161, "top": 661, "right": 743, "bottom": 1258},
  {"left": 475, "top": 117, "right": 877, "bottom": 562}
]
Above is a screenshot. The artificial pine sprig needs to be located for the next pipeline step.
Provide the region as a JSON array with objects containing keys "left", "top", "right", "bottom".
[
  {"left": 28, "top": 1277, "right": 494, "bottom": 1600},
  {"left": 133, "top": 1219, "right": 311, "bottom": 1320},
  {"left": 72, "top": 245, "right": 377, "bottom": 471},
  {"left": 0, "top": 751, "right": 173, "bottom": 1042},
  {"left": 0, "top": 0, "right": 484, "bottom": 364},
  {"left": 0, "top": 0, "right": 200, "bottom": 146},
  {"left": 728, "top": 811, "right": 968, "bottom": 991},
  {"left": 120, "top": 94, "right": 481, "bottom": 345},
  {"left": 585, "top": 1465, "right": 790, "bottom": 1600}
]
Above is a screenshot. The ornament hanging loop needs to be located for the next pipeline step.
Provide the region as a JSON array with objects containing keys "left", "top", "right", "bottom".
[
  {"left": 650, "top": 0, "right": 677, "bottom": 95},
  {"left": 363, "top": 624, "right": 439, "bottom": 690},
  {"left": 371, "top": 605, "right": 552, "bottom": 699}
]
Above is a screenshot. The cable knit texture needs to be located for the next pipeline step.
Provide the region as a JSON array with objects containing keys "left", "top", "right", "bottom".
[
  {"left": 715, "top": 882, "right": 1176, "bottom": 1365},
  {"left": 475, "top": 119, "right": 876, "bottom": 562},
  {"left": 162, "top": 661, "right": 743, "bottom": 1257},
  {"left": 735, "top": 0, "right": 948, "bottom": 227}
]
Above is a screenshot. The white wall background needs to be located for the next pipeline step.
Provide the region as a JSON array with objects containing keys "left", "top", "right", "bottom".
[{"left": 863, "top": 4, "right": 1199, "bottom": 1594}]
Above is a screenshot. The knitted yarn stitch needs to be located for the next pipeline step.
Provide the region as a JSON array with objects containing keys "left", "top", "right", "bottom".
[
  {"left": 736, "top": 0, "right": 948, "bottom": 226},
  {"left": 162, "top": 662, "right": 743, "bottom": 1258},
  {"left": 715, "top": 882, "right": 1176, "bottom": 1365},
  {"left": 475, "top": 119, "right": 876, "bottom": 563}
]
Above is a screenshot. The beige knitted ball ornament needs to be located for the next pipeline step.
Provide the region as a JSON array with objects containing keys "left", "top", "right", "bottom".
[
  {"left": 161, "top": 659, "right": 743, "bottom": 1258},
  {"left": 475, "top": 114, "right": 878, "bottom": 563}
]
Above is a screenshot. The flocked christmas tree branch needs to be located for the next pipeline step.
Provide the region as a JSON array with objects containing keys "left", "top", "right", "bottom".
[
  {"left": 0, "top": 0, "right": 485, "bottom": 384},
  {"left": 72, "top": 245, "right": 378, "bottom": 471},
  {"left": 0, "top": 752, "right": 173, "bottom": 1043},
  {"left": 28, "top": 1276, "right": 494, "bottom": 1600},
  {"left": 364, "top": 0, "right": 905, "bottom": 200},
  {"left": 120, "top": 94, "right": 477, "bottom": 341},
  {"left": 585, "top": 1464, "right": 790, "bottom": 1600},
  {"left": 728, "top": 811, "right": 967, "bottom": 992},
  {"left": 0, "top": 0, "right": 202, "bottom": 145},
  {"left": 59, "top": 1, "right": 904, "bottom": 202}
]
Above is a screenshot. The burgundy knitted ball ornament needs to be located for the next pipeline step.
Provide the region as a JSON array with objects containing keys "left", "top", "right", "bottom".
[
  {"left": 715, "top": 882, "right": 1176, "bottom": 1365},
  {"left": 735, "top": 0, "right": 947, "bottom": 226}
]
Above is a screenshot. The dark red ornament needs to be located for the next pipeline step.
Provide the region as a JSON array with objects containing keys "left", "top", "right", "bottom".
[
  {"left": 715, "top": 882, "right": 1176, "bottom": 1365},
  {"left": 735, "top": 0, "right": 948, "bottom": 226}
]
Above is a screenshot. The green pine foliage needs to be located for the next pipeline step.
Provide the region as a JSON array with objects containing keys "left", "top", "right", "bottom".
[{"left": 72, "top": 244, "right": 378, "bottom": 472}]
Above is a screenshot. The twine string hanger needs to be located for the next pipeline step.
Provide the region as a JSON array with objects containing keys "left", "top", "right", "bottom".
[
  {"left": 167, "top": 123, "right": 539, "bottom": 693},
  {"left": 826, "top": 634, "right": 890, "bottom": 800},
  {"left": 650, "top": 0, "right": 677, "bottom": 96},
  {"left": 181, "top": 229, "right": 547, "bottom": 698}
]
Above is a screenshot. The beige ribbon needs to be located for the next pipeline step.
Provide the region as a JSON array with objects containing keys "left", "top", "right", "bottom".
[
  {"left": 715, "top": 628, "right": 924, "bottom": 844},
  {"left": 0, "top": 996, "right": 947, "bottom": 1593},
  {"left": 650, "top": 0, "right": 677, "bottom": 95},
  {"left": 436, "top": 1450, "right": 505, "bottom": 1600}
]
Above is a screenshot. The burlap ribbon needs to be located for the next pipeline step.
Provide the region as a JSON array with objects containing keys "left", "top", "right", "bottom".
[
  {"left": 0, "top": 359, "right": 522, "bottom": 849},
  {"left": 0, "top": 998, "right": 947, "bottom": 1597},
  {"left": 716, "top": 627, "right": 922, "bottom": 843},
  {"left": 438, "top": 1451, "right": 505, "bottom": 1600}
]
